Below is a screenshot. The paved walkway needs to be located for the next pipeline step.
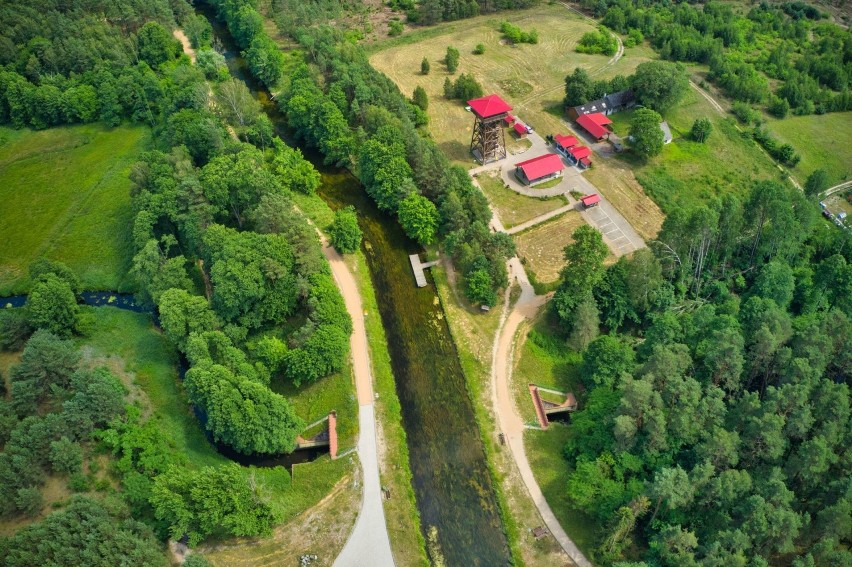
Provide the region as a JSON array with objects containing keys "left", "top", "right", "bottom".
[
  {"left": 505, "top": 203, "right": 575, "bottom": 235},
  {"left": 321, "top": 240, "right": 395, "bottom": 567}
]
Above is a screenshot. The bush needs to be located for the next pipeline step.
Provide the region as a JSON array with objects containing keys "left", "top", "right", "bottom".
[
  {"left": 690, "top": 118, "right": 713, "bottom": 142},
  {"left": 49, "top": 437, "right": 83, "bottom": 475},
  {"left": 445, "top": 46, "right": 460, "bottom": 73},
  {"left": 14, "top": 487, "right": 43, "bottom": 516},
  {"left": 388, "top": 20, "right": 404, "bottom": 37},
  {"left": 499, "top": 22, "right": 538, "bottom": 44},
  {"left": 576, "top": 27, "right": 617, "bottom": 55},
  {"left": 473, "top": 43, "right": 485, "bottom": 55},
  {"left": 732, "top": 101, "right": 760, "bottom": 125},
  {"left": 768, "top": 96, "right": 790, "bottom": 118},
  {"left": 420, "top": 57, "right": 430, "bottom": 75},
  {"left": 445, "top": 73, "right": 483, "bottom": 101},
  {"left": 328, "top": 206, "right": 362, "bottom": 254}
]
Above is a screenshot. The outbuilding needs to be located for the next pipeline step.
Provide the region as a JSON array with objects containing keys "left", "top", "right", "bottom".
[
  {"left": 554, "top": 134, "right": 578, "bottom": 157},
  {"left": 514, "top": 153, "right": 565, "bottom": 186},
  {"left": 575, "top": 113, "right": 612, "bottom": 141},
  {"left": 567, "top": 145, "right": 592, "bottom": 168},
  {"left": 504, "top": 113, "right": 516, "bottom": 125},
  {"left": 513, "top": 121, "right": 528, "bottom": 137},
  {"left": 581, "top": 193, "right": 600, "bottom": 208}
]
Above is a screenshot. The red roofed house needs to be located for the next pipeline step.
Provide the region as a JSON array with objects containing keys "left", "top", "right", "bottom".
[
  {"left": 513, "top": 122, "right": 528, "bottom": 137},
  {"left": 581, "top": 193, "right": 600, "bottom": 208},
  {"left": 575, "top": 112, "right": 613, "bottom": 141},
  {"left": 568, "top": 145, "right": 592, "bottom": 169},
  {"left": 514, "top": 153, "right": 564, "bottom": 186},
  {"left": 554, "top": 134, "right": 578, "bottom": 157},
  {"left": 468, "top": 94, "right": 513, "bottom": 164},
  {"left": 504, "top": 113, "right": 516, "bottom": 125}
]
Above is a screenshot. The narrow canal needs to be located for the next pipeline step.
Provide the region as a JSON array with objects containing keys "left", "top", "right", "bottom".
[{"left": 199, "top": 5, "right": 511, "bottom": 565}]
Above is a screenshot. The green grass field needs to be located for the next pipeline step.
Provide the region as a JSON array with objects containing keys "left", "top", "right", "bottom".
[
  {"left": 763, "top": 112, "right": 852, "bottom": 187},
  {"left": 606, "top": 88, "right": 784, "bottom": 213},
  {"left": 475, "top": 170, "right": 567, "bottom": 228},
  {"left": 0, "top": 124, "right": 148, "bottom": 295}
]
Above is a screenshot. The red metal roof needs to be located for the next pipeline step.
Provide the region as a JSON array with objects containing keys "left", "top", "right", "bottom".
[
  {"left": 513, "top": 122, "right": 528, "bottom": 135},
  {"left": 504, "top": 113, "right": 516, "bottom": 124},
  {"left": 554, "top": 134, "right": 578, "bottom": 149},
  {"left": 468, "top": 94, "right": 513, "bottom": 118},
  {"left": 515, "top": 153, "right": 564, "bottom": 181},
  {"left": 581, "top": 193, "right": 600, "bottom": 206},
  {"left": 576, "top": 113, "right": 612, "bottom": 139},
  {"left": 570, "top": 146, "right": 591, "bottom": 160},
  {"left": 580, "top": 157, "right": 592, "bottom": 167}
]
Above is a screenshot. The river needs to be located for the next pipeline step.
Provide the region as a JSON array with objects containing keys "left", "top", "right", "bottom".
[{"left": 197, "top": 4, "right": 511, "bottom": 565}]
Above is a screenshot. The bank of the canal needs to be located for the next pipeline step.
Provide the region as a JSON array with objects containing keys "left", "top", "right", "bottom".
[{"left": 198, "top": 4, "right": 512, "bottom": 565}]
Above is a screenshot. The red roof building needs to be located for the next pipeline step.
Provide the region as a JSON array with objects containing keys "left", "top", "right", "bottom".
[
  {"left": 468, "top": 94, "right": 513, "bottom": 118},
  {"left": 576, "top": 113, "right": 612, "bottom": 140},
  {"left": 514, "top": 153, "right": 565, "bottom": 185},
  {"left": 555, "top": 134, "right": 578, "bottom": 150},
  {"left": 513, "top": 122, "right": 528, "bottom": 136},
  {"left": 504, "top": 113, "right": 516, "bottom": 125},
  {"left": 569, "top": 146, "right": 591, "bottom": 161},
  {"left": 581, "top": 193, "right": 600, "bottom": 208},
  {"left": 580, "top": 157, "right": 592, "bottom": 168}
]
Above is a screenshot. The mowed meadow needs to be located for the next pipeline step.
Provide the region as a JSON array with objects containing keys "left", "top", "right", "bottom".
[{"left": 0, "top": 124, "right": 147, "bottom": 295}]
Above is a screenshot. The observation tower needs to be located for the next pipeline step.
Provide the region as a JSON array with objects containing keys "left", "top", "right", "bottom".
[{"left": 468, "top": 94, "right": 512, "bottom": 164}]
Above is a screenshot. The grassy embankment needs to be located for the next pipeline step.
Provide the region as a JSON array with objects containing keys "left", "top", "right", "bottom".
[
  {"left": 368, "top": 3, "right": 664, "bottom": 242},
  {"left": 0, "top": 125, "right": 147, "bottom": 295},
  {"left": 432, "top": 264, "right": 576, "bottom": 566},
  {"left": 511, "top": 312, "right": 598, "bottom": 557},
  {"left": 605, "top": 87, "right": 790, "bottom": 213},
  {"left": 289, "top": 192, "right": 429, "bottom": 567}
]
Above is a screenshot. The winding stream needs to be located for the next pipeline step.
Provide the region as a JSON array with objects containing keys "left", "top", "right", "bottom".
[{"left": 198, "top": 5, "right": 511, "bottom": 565}]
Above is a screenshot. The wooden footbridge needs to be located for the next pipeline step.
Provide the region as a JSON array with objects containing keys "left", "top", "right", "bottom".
[
  {"left": 409, "top": 254, "right": 440, "bottom": 287},
  {"left": 528, "top": 384, "right": 578, "bottom": 429},
  {"left": 295, "top": 411, "right": 338, "bottom": 458}
]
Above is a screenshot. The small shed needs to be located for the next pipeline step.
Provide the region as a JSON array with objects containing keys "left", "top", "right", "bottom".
[
  {"left": 514, "top": 153, "right": 564, "bottom": 186},
  {"left": 576, "top": 113, "right": 612, "bottom": 141},
  {"left": 581, "top": 193, "right": 600, "bottom": 208},
  {"left": 513, "top": 122, "right": 528, "bottom": 137},
  {"left": 504, "top": 113, "right": 516, "bottom": 125}
]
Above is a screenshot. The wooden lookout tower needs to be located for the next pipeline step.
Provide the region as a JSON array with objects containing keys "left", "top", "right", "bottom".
[{"left": 468, "top": 94, "right": 513, "bottom": 164}]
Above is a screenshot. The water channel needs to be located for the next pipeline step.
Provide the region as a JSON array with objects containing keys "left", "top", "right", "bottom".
[{"left": 198, "top": 5, "right": 511, "bottom": 564}]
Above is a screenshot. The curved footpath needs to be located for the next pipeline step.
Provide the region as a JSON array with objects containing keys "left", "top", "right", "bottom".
[
  {"left": 489, "top": 253, "right": 594, "bottom": 567},
  {"left": 320, "top": 238, "right": 395, "bottom": 567}
]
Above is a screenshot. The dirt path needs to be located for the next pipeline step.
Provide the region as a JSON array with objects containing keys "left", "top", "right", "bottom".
[
  {"left": 173, "top": 29, "right": 196, "bottom": 63},
  {"left": 319, "top": 236, "right": 394, "bottom": 567},
  {"left": 489, "top": 255, "right": 592, "bottom": 567}
]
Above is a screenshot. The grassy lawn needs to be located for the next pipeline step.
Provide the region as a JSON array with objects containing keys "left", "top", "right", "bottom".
[
  {"left": 0, "top": 124, "right": 149, "bottom": 295},
  {"left": 605, "top": 88, "right": 785, "bottom": 213},
  {"left": 514, "top": 211, "right": 587, "bottom": 285},
  {"left": 763, "top": 112, "right": 852, "bottom": 187},
  {"left": 510, "top": 313, "right": 597, "bottom": 558},
  {"left": 475, "top": 170, "right": 567, "bottom": 228}
]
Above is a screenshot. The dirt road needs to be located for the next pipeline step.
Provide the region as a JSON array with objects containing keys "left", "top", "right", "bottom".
[{"left": 173, "top": 29, "right": 196, "bottom": 63}]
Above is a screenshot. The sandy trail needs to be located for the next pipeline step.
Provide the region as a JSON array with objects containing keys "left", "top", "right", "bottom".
[{"left": 173, "top": 29, "right": 196, "bottom": 63}]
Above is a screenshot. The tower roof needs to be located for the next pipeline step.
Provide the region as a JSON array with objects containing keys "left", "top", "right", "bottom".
[{"left": 468, "top": 94, "right": 513, "bottom": 118}]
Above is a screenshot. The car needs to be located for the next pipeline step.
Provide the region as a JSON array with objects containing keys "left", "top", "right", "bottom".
[{"left": 525, "top": 124, "right": 534, "bottom": 133}]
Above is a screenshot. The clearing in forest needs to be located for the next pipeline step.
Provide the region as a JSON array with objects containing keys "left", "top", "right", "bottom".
[{"left": 0, "top": 124, "right": 148, "bottom": 295}]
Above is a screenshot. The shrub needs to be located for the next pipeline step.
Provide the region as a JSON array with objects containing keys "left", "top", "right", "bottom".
[
  {"left": 445, "top": 46, "right": 459, "bottom": 73},
  {"left": 690, "top": 118, "right": 713, "bottom": 142},
  {"left": 388, "top": 20, "right": 404, "bottom": 37},
  {"left": 473, "top": 43, "right": 485, "bottom": 55},
  {"left": 576, "top": 26, "right": 617, "bottom": 56},
  {"left": 420, "top": 57, "right": 430, "bottom": 75},
  {"left": 732, "top": 101, "right": 760, "bottom": 125},
  {"left": 328, "top": 206, "right": 362, "bottom": 254},
  {"left": 499, "top": 22, "right": 538, "bottom": 44}
]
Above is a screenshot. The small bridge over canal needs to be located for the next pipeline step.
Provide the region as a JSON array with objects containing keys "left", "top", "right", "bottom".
[{"left": 528, "top": 384, "right": 578, "bottom": 429}]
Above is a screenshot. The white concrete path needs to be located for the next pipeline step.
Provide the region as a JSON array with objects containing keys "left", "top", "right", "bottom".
[{"left": 321, "top": 240, "right": 395, "bottom": 567}]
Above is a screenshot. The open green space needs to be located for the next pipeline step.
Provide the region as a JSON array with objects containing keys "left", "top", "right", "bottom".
[
  {"left": 0, "top": 124, "right": 148, "bottom": 295},
  {"left": 606, "top": 89, "right": 783, "bottom": 213},
  {"left": 763, "top": 112, "right": 852, "bottom": 187},
  {"left": 475, "top": 170, "right": 567, "bottom": 228}
]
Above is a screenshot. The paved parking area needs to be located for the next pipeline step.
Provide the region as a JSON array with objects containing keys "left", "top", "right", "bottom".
[{"left": 583, "top": 204, "right": 636, "bottom": 255}]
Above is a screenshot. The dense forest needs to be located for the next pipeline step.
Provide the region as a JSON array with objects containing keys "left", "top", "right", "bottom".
[
  {"left": 586, "top": 0, "right": 852, "bottom": 116},
  {"left": 0, "top": 0, "right": 350, "bottom": 560},
  {"left": 548, "top": 177, "right": 852, "bottom": 564}
]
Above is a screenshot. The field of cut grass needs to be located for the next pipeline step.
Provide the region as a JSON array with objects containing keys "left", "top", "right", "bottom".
[
  {"left": 514, "top": 211, "right": 587, "bottom": 284},
  {"left": 604, "top": 88, "right": 785, "bottom": 213},
  {"left": 763, "top": 112, "right": 852, "bottom": 187},
  {"left": 369, "top": 4, "right": 655, "bottom": 166},
  {"left": 475, "top": 170, "right": 567, "bottom": 228},
  {"left": 0, "top": 124, "right": 148, "bottom": 295}
]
